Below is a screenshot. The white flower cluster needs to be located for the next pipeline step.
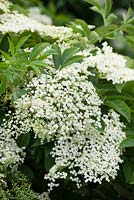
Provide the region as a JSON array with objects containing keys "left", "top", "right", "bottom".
[
  {"left": 83, "top": 42, "right": 134, "bottom": 84},
  {"left": 0, "top": 8, "right": 82, "bottom": 46},
  {"left": 5, "top": 63, "right": 102, "bottom": 141},
  {"left": 0, "top": 11, "right": 46, "bottom": 35},
  {"left": 0, "top": 0, "right": 10, "bottom": 13},
  {"left": 28, "top": 7, "right": 52, "bottom": 25},
  {"left": 0, "top": 1, "right": 87, "bottom": 46},
  {"left": 45, "top": 110, "right": 126, "bottom": 189},
  {"left": 3, "top": 61, "right": 126, "bottom": 189},
  {"left": 0, "top": 127, "right": 24, "bottom": 168}
]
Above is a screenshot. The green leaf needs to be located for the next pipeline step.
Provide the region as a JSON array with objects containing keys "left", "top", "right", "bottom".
[
  {"left": 107, "top": 13, "right": 118, "bottom": 24},
  {"left": 125, "top": 36, "right": 134, "bottom": 49},
  {"left": 89, "top": 31, "right": 100, "bottom": 43},
  {"left": 30, "top": 60, "right": 45, "bottom": 66},
  {"left": 116, "top": 83, "right": 126, "bottom": 93},
  {"left": 16, "top": 34, "right": 31, "bottom": 52},
  {"left": 52, "top": 44, "right": 62, "bottom": 69},
  {"left": 30, "top": 65, "right": 41, "bottom": 75},
  {"left": 61, "top": 47, "right": 78, "bottom": 65},
  {"left": 105, "top": 100, "right": 131, "bottom": 122},
  {"left": 120, "top": 136, "right": 134, "bottom": 149},
  {"left": 121, "top": 81, "right": 134, "bottom": 96},
  {"left": 105, "top": 0, "right": 112, "bottom": 17},
  {"left": 75, "top": 19, "right": 91, "bottom": 40},
  {"left": 5, "top": 72, "right": 13, "bottom": 83},
  {"left": 44, "top": 142, "right": 53, "bottom": 157},
  {"left": 17, "top": 132, "right": 30, "bottom": 147},
  {"left": 38, "top": 49, "right": 57, "bottom": 60},
  {"left": 8, "top": 38, "right": 15, "bottom": 56},
  {"left": 44, "top": 154, "right": 54, "bottom": 172},
  {"left": 29, "top": 43, "right": 48, "bottom": 61},
  {"left": 96, "top": 24, "right": 117, "bottom": 38},
  {"left": 106, "top": 95, "right": 134, "bottom": 101},
  {"left": 31, "top": 138, "right": 42, "bottom": 147},
  {"left": 0, "top": 50, "right": 11, "bottom": 60},
  {"left": 44, "top": 142, "right": 54, "bottom": 171},
  {"left": 0, "top": 75, "right": 6, "bottom": 95},
  {"left": 90, "top": 6, "right": 104, "bottom": 16},
  {"left": 124, "top": 7, "right": 133, "bottom": 23},
  {"left": 69, "top": 22, "right": 84, "bottom": 35},
  {"left": 123, "top": 162, "right": 134, "bottom": 184},
  {"left": 0, "top": 62, "right": 9, "bottom": 72},
  {"left": 84, "top": 0, "right": 102, "bottom": 9},
  {"left": 20, "top": 164, "right": 34, "bottom": 181},
  {"left": 0, "top": 33, "right": 9, "bottom": 52},
  {"left": 62, "top": 55, "right": 83, "bottom": 68}
]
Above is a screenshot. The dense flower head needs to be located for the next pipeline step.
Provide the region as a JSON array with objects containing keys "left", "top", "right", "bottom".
[
  {"left": 45, "top": 110, "right": 126, "bottom": 190},
  {"left": 0, "top": 2, "right": 88, "bottom": 47},
  {"left": 0, "top": 127, "right": 24, "bottom": 168},
  {"left": 3, "top": 61, "right": 126, "bottom": 189},
  {"left": 5, "top": 63, "right": 102, "bottom": 141},
  {"left": 83, "top": 42, "right": 133, "bottom": 84},
  {"left": 0, "top": 11, "right": 46, "bottom": 35},
  {"left": 0, "top": 0, "right": 10, "bottom": 13}
]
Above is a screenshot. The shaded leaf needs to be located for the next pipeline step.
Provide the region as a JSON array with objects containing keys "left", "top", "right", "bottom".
[
  {"left": 0, "top": 50, "right": 11, "bottom": 60},
  {"left": 16, "top": 34, "right": 31, "bottom": 52},
  {"left": 61, "top": 47, "right": 78, "bottom": 65},
  {"left": 84, "top": 0, "right": 102, "bottom": 9},
  {"left": 29, "top": 43, "right": 48, "bottom": 61},
  {"left": 63, "top": 55, "right": 83, "bottom": 67},
  {"left": 52, "top": 44, "right": 62, "bottom": 68},
  {"left": 105, "top": 0, "right": 112, "bottom": 17},
  {"left": 124, "top": 162, "right": 134, "bottom": 184},
  {"left": 105, "top": 100, "right": 131, "bottom": 122},
  {"left": 8, "top": 37, "right": 15, "bottom": 56},
  {"left": 17, "top": 132, "right": 30, "bottom": 147},
  {"left": 0, "top": 75, "right": 6, "bottom": 95},
  {"left": 120, "top": 136, "right": 134, "bottom": 149},
  {"left": 75, "top": 19, "right": 91, "bottom": 40},
  {"left": 20, "top": 164, "right": 34, "bottom": 181},
  {"left": 0, "top": 62, "right": 9, "bottom": 72}
]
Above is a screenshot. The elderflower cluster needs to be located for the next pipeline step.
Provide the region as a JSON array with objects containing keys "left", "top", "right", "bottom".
[
  {"left": 0, "top": 127, "right": 24, "bottom": 168},
  {"left": 0, "top": 9, "right": 82, "bottom": 46},
  {"left": 4, "top": 62, "right": 102, "bottom": 142},
  {"left": 45, "top": 110, "right": 126, "bottom": 190},
  {"left": 0, "top": 0, "right": 10, "bottom": 13},
  {"left": 28, "top": 7, "right": 52, "bottom": 25},
  {"left": 0, "top": 11, "right": 46, "bottom": 35},
  {"left": 83, "top": 42, "right": 134, "bottom": 84}
]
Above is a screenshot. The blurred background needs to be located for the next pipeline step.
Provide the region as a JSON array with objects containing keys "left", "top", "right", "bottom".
[
  {"left": 12, "top": 0, "right": 134, "bottom": 26},
  {"left": 11, "top": 0, "right": 134, "bottom": 57}
]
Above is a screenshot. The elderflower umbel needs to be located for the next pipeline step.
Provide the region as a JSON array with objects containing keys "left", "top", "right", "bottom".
[
  {"left": 83, "top": 42, "right": 134, "bottom": 84},
  {"left": 0, "top": 127, "right": 24, "bottom": 168},
  {"left": 0, "top": 9, "right": 83, "bottom": 46},
  {"left": 45, "top": 110, "right": 126, "bottom": 189},
  {"left": 4, "top": 62, "right": 102, "bottom": 141},
  {"left": 0, "top": 0, "right": 10, "bottom": 13},
  {"left": 0, "top": 11, "right": 46, "bottom": 34}
]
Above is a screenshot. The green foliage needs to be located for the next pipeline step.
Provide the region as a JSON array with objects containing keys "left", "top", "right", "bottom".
[
  {"left": 52, "top": 45, "right": 83, "bottom": 69},
  {"left": 0, "top": 169, "right": 37, "bottom": 200},
  {"left": 0, "top": 34, "right": 55, "bottom": 100},
  {"left": 104, "top": 99, "right": 131, "bottom": 122}
]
